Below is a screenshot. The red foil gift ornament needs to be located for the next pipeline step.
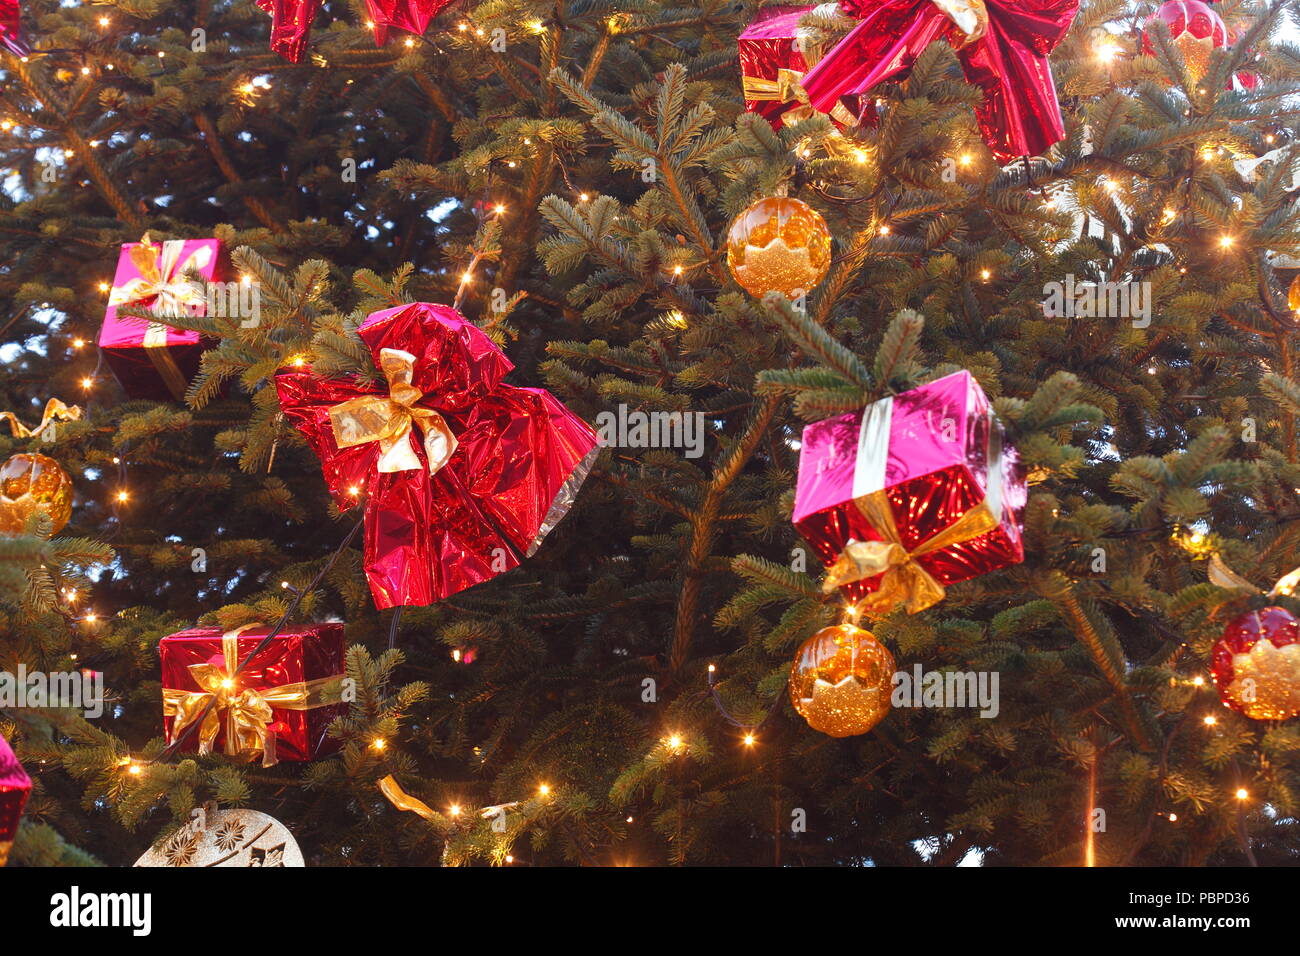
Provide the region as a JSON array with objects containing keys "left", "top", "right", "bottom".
[
  {"left": 98, "top": 234, "right": 220, "bottom": 402},
  {"left": 799, "top": 0, "right": 1079, "bottom": 161},
  {"left": 738, "top": 4, "right": 863, "bottom": 131},
  {"left": 0, "top": 732, "right": 31, "bottom": 866},
  {"left": 793, "top": 370, "right": 1026, "bottom": 616},
  {"left": 161, "top": 623, "right": 347, "bottom": 766},
  {"left": 276, "top": 302, "right": 600, "bottom": 610}
]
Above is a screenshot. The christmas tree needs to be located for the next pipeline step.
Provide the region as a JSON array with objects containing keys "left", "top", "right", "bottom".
[{"left": 1, "top": 0, "right": 1299, "bottom": 870}]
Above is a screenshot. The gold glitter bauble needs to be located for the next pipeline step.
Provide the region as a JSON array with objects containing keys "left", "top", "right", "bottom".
[
  {"left": 726, "top": 196, "right": 832, "bottom": 299},
  {"left": 0, "top": 453, "right": 73, "bottom": 535},
  {"left": 789, "top": 623, "right": 894, "bottom": 737}
]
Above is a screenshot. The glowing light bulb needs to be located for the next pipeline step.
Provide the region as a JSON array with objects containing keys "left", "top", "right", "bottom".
[
  {"left": 404, "top": 37, "right": 415, "bottom": 47},
  {"left": 116, "top": 490, "right": 129, "bottom": 503},
  {"left": 667, "top": 734, "right": 683, "bottom": 750},
  {"left": 958, "top": 153, "right": 972, "bottom": 166},
  {"left": 743, "top": 734, "right": 756, "bottom": 747},
  {"left": 980, "top": 269, "right": 991, "bottom": 281},
  {"left": 347, "top": 485, "right": 361, "bottom": 496},
  {"left": 578, "top": 192, "right": 590, "bottom": 202},
  {"left": 1235, "top": 788, "right": 1248, "bottom": 800},
  {"left": 494, "top": 203, "right": 506, "bottom": 214},
  {"left": 72, "top": 338, "right": 85, "bottom": 349},
  {"left": 372, "top": 738, "right": 387, "bottom": 751},
  {"left": 1096, "top": 37, "right": 1119, "bottom": 63},
  {"left": 1203, "top": 715, "right": 1217, "bottom": 726},
  {"left": 537, "top": 783, "right": 550, "bottom": 797},
  {"left": 128, "top": 763, "right": 141, "bottom": 775},
  {"left": 449, "top": 804, "right": 461, "bottom": 816},
  {"left": 878, "top": 223, "right": 890, "bottom": 235},
  {"left": 626, "top": 816, "right": 634, "bottom": 823},
  {"left": 1192, "top": 676, "right": 1205, "bottom": 687},
  {"left": 673, "top": 265, "right": 683, "bottom": 276},
  {"left": 504, "top": 854, "right": 514, "bottom": 863},
  {"left": 1168, "top": 813, "right": 1178, "bottom": 822},
  {"left": 84, "top": 612, "right": 97, "bottom": 623},
  {"left": 1218, "top": 235, "right": 1234, "bottom": 248},
  {"left": 81, "top": 377, "right": 94, "bottom": 389},
  {"left": 461, "top": 271, "right": 473, "bottom": 283},
  {"left": 98, "top": 15, "right": 109, "bottom": 26},
  {"left": 81, "top": 66, "right": 90, "bottom": 75},
  {"left": 707, "top": 663, "right": 716, "bottom": 673},
  {"left": 458, "top": 22, "right": 468, "bottom": 31},
  {"left": 220, "top": 678, "right": 234, "bottom": 690}
]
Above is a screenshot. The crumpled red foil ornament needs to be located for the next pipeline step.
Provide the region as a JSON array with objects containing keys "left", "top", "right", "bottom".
[
  {"left": 364, "top": 0, "right": 458, "bottom": 47},
  {"left": 255, "top": 0, "right": 458, "bottom": 63},
  {"left": 276, "top": 302, "right": 599, "bottom": 610},
  {"left": 800, "top": 0, "right": 1079, "bottom": 161},
  {"left": 0, "top": 0, "right": 28, "bottom": 58}
]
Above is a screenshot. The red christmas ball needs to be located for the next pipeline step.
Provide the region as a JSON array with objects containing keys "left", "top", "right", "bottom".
[
  {"left": 1210, "top": 606, "right": 1300, "bottom": 720},
  {"left": 1142, "top": 0, "right": 1227, "bottom": 84}
]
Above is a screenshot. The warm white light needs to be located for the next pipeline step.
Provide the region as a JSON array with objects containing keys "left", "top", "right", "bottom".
[
  {"left": 372, "top": 738, "right": 387, "bottom": 751},
  {"left": 72, "top": 338, "right": 85, "bottom": 349},
  {"left": 537, "top": 783, "right": 550, "bottom": 797},
  {"left": 98, "top": 15, "right": 109, "bottom": 26},
  {"left": 116, "top": 490, "right": 129, "bottom": 503},
  {"left": 81, "top": 377, "right": 94, "bottom": 389},
  {"left": 1192, "top": 675, "right": 1205, "bottom": 687},
  {"left": 980, "top": 269, "right": 991, "bottom": 281},
  {"left": 1219, "top": 235, "right": 1234, "bottom": 248},
  {"left": 1235, "top": 788, "right": 1248, "bottom": 800},
  {"left": 743, "top": 734, "right": 756, "bottom": 747},
  {"left": 449, "top": 804, "right": 461, "bottom": 816},
  {"left": 878, "top": 224, "right": 890, "bottom": 235},
  {"left": 404, "top": 37, "right": 415, "bottom": 47},
  {"left": 1203, "top": 715, "right": 1217, "bottom": 726}
]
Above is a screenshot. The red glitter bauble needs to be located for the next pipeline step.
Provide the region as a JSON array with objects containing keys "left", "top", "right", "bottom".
[{"left": 1210, "top": 606, "right": 1300, "bottom": 720}]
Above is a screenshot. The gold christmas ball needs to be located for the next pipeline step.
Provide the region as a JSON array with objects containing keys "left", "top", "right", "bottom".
[
  {"left": 1288, "top": 274, "right": 1300, "bottom": 316},
  {"left": 726, "top": 196, "right": 831, "bottom": 299},
  {"left": 0, "top": 453, "right": 74, "bottom": 535},
  {"left": 789, "top": 623, "right": 895, "bottom": 737}
]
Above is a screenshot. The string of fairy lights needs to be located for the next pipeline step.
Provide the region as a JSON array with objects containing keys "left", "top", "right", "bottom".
[{"left": 2, "top": 7, "right": 1293, "bottom": 860}]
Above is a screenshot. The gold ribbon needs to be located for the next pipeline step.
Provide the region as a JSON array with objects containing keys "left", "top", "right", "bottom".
[
  {"left": 107, "top": 234, "right": 213, "bottom": 400},
  {"left": 162, "top": 625, "right": 347, "bottom": 767},
  {"left": 1208, "top": 553, "right": 1300, "bottom": 599},
  {"left": 932, "top": 0, "right": 988, "bottom": 48},
  {"left": 327, "top": 348, "right": 458, "bottom": 475},
  {"left": 377, "top": 775, "right": 441, "bottom": 822},
  {"left": 0, "top": 398, "right": 81, "bottom": 440},
  {"left": 822, "top": 396, "right": 1005, "bottom": 616}
]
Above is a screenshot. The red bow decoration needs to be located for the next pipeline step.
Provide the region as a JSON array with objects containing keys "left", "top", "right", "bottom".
[
  {"left": 276, "top": 303, "right": 600, "bottom": 609},
  {"left": 0, "top": 0, "right": 28, "bottom": 57},
  {"left": 800, "top": 0, "right": 1078, "bottom": 161},
  {"left": 255, "top": 0, "right": 458, "bottom": 63}
]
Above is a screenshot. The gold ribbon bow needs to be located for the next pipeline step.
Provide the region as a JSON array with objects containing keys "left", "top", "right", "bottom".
[
  {"left": 162, "top": 625, "right": 347, "bottom": 767},
  {"left": 0, "top": 398, "right": 81, "bottom": 440},
  {"left": 822, "top": 395, "right": 1005, "bottom": 616},
  {"left": 108, "top": 233, "right": 213, "bottom": 319},
  {"left": 1208, "top": 554, "right": 1300, "bottom": 599},
  {"left": 327, "top": 348, "right": 458, "bottom": 475},
  {"left": 932, "top": 0, "right": 988, "bottom": 47}
]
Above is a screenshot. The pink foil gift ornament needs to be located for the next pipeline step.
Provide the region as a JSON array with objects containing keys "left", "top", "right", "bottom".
[
  {"left": 793, "top": 370, "right": 1026, "bottom": 615},
  {"left": 799, "top": 0, "right": 1079, "bottom": 161},
  {"left": 0, "top": 732, "right": 30, "bottom": 867},
  {"left": 98, "top": 234, "right": 221, "bottom": 402},
  {"left": 276, "top": 302, "right": 600, "bottom": 610}
]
